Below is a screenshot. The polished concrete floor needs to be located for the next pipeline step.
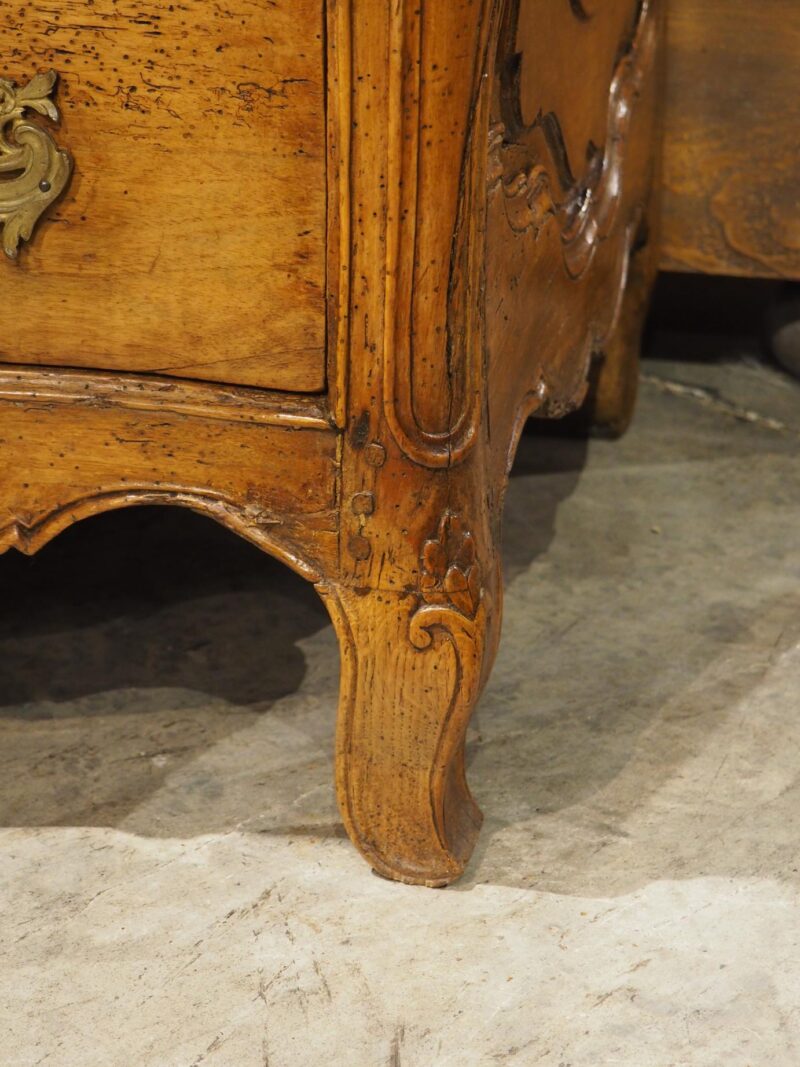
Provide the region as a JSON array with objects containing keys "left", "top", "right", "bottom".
[{"left": 1, "top": 345, "right": 799, "bottom": 1065}]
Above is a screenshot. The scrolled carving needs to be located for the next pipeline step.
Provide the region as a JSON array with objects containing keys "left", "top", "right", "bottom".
[
  {"left": 0, "top": 70, "right": 73, "bottom": 259},
  {"left": 409, "top": 509, "right": 493, "bottom": 772},
  {"left": 402, "top": 510, "right": 491, "bottom": 879},
  {"left": 488, "top": 123, "right": 556, "bottom": 239},
  {"left": 490, "top": 0, "right": 656, "bottom": 277}
]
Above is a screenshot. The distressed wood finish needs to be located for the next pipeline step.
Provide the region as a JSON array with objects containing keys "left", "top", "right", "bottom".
[
  {"left": 0, "top": 372, "right": 338, "bottom": 572},
  {"left": 0, "top": 0, "right": 662, "bottom": 885},
  {"left": 661, "top": 0, "right": 800, "bottom": 280},
  {"left": 486, "top": 0, "right": 662, "bottom": 445},
  {"left": 0, "top": 1, "right": 327, "bottom": 390}
]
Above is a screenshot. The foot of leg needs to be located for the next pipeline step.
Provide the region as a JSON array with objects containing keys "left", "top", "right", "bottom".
[{"left": 321, "top": 572, "right": 498, "bottom": 886}]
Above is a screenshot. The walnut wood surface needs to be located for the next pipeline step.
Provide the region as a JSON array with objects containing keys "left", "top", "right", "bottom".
[
  {"left": 487, "top": 0, "right": 662, "bottom": 451},
  {"left": 0, "top": 0, "right": 663, "bottom": 885},
  {"left": 0, "top": 373, "right": 339, "bottom": 576},
  {"left": 1, "top": 1, "right": 327, "bottom": 390},
  {"left": 661, "top": 0, "right": 800, "bottom": 279}
]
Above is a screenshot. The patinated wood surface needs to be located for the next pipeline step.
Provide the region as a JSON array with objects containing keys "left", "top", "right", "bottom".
[
  {"left": 661, "top": 0, "right": 800, "bottom": 279},
  {"left": 0, "top": 370, "right": 339, "bottom": 577},
  {"left": 330, "top": 0, "right": 661, "bottom": 884},
  {"left": 0, "top": 0, "right": 663, "bottom": 886},
  {"left": 486, "top": 0, "right": 662, "bottom": 446},
  {"left": 0, "top": 0, "right": 327, "bottom": 390}
]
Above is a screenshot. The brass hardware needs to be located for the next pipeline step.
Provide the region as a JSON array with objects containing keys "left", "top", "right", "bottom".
[{"left": 0, "top": 70, "right": 73, "bottom": 259}]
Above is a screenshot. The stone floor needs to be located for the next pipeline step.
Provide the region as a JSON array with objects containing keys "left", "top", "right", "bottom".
[{"left": 1, "top": 345, "right": 799, "bottom": 1066}]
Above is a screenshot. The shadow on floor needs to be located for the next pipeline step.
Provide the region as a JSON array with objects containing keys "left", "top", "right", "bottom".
[
  {"left": 2, "top": 331, "right": 798, "bottom": 898},
  {"left": 0, "top": 508, "right": 333, "bottom": 830},
  {"left": 0, "top": 429, "right": 589, "bottom": 836},
  {"left": 0, "top": 506, "right": 327, "bottom": 710},
  {"left": 462, "top": 358, "right": 800, "bottom": 893}
]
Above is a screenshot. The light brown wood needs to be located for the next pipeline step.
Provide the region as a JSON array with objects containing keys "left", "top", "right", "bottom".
[
  {"left": 580, "top": 114, "right": 663, "bottom": 438},
  {"left": 333, "top": 0, "right": 661, "bottom": 884},
  {"left": 486, "top": 0, "right": 662, "bottom": 447},
  {"left": 0, "top": 1, "right": 328, "bottom": 391},
  {"left": 0, "top": 0, "right": 663, "bottom": 885},
  {"left": 660, "top": 0, "right": 800, "bottom": 280},
  {"left": 0, "top": 372, "right": 339, "bottom": 575}
]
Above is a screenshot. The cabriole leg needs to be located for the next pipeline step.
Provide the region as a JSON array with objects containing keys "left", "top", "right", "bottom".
[{"left": 320, "top": 520, "right": 501, "bottom": 887}]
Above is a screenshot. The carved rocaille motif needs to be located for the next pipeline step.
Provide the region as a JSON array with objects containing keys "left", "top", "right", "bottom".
[
  {"left": 401, "top": 510, "right": 489, "bottom": 885},
  {"left": 487, "top": 123, "right": 555, "bottom": 239},
  {"left": 410, "top": 512, "right": 488, "bottom": 753},
  {"left": 489, "top": 0, "right": 656, "bottom": 277},
  {"left": 0, "top": 70, "right": 72, "bottom": 259}
]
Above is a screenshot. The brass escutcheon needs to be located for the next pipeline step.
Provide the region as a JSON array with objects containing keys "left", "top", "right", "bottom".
[{"left": 0, "top": 70, "right": 73, "bottom": 259}]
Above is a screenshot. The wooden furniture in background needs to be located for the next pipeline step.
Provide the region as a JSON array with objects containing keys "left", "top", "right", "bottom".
[
  {"left": 661, "top": 0, "right": 800, "bottom": 281},
  {"left": 1, "top": 1, "right": 663, "bottom": 885}
]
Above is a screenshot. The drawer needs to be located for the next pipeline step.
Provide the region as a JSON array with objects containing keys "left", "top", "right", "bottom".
[{"left": 0, "top": 1, "right": 327, "bottom": 392}]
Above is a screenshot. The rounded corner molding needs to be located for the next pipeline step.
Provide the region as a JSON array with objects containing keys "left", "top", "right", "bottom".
[{"left": 0, "top": 69, "right": 73, "bottom": 260}]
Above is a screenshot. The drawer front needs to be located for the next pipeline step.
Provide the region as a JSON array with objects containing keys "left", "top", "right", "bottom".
[{"left": 1, "top": 1, "right": 327, "bottom": 392}]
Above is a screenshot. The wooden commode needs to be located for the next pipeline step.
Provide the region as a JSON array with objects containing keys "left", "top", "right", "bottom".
[{"left": 1, "top": 1, "right": 664, "bottom": 884}]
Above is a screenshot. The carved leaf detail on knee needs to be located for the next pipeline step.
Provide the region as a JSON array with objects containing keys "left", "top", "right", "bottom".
[
  {"left": 412, "top": 508, "right": 489, "bottom": 715},
  {"left": 419, "top": 511, "right": 482, "bottom": 619}
]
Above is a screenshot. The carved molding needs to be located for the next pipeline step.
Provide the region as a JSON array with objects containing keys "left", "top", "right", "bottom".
[
  {"left": 341, "top": 0, "right": 655, "bottom": 472},
  {"left": 0, "top": 365, "right": 331, "bottom": 429},
  {"left": 326, "top": 0, "right": 353, "bottom": 429},
  {"left": 0, "top": 488, "right": 321, "bottom": 580},
  {"left": 489, "top": 0, "right": 657, "bottom": 278},
  {"left": 561, "top": 0, "right": 656, "bottom": 277},
  {"left": 381, "top": 0, "right": 504, "bottom": 469}
]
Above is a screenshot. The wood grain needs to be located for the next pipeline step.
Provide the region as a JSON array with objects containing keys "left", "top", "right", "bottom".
[
  {"left": 0, "top": 384, "right": 339, "bottom": 576},
  {"left": 0, "top": 0, "right": 663, "bottom": 886},
  {"left": 486, "top": 0, "right": 661, "bottom": 468},
  {"left": 332, "top": 0, "right": 660, "bottom": 884},
  {"left": 1, "top": 0, "right": 327, "bottom": 390},
  {"left": 661, "top": 0, "right": 800, "bottom": 279}
]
